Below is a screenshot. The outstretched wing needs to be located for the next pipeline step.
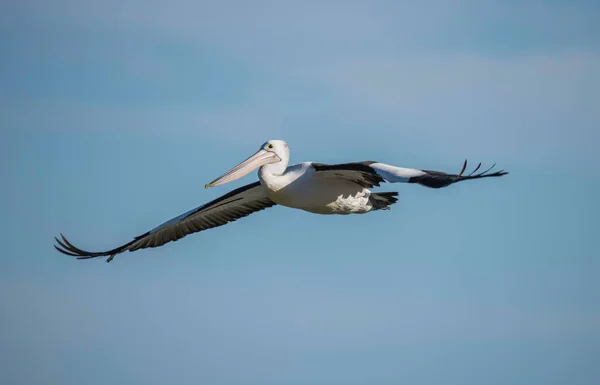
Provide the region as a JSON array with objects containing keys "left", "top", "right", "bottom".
[
  {"left": 54, "top": 181, "right": 276, "bottom": 262},
  {"left": 371, "top": 160, "right": 508, "bottom": 188},
  {"left": 313, "top": 160, "right": 508, "bottom": 189}
]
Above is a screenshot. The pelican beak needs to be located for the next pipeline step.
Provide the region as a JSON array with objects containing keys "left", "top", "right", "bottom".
[{"left": 205, "top": 149, "right": 281, "bottom": 188}]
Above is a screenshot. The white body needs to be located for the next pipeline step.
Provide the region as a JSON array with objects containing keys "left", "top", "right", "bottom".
[{"left": 259, "top": 162, "right": 373, "bottom": 214}]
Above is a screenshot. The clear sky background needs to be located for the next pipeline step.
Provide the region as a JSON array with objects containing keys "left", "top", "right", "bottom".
[{"left": 1, "top": 1, "right": 599, "bottom": 384}]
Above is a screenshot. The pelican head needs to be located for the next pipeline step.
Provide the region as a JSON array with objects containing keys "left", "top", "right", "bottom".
[{"left": 205, "top": 140, "right": 289, "bottom": 188}]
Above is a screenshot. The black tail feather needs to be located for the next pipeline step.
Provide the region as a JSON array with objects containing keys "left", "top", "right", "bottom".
[{"left": 370, "top": 192, "right": 399, "bottom": 211}]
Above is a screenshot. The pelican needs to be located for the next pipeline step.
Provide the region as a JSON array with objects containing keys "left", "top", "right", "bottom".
[{"left": 54, "top": 140, "right": 508, "bottom": 262}]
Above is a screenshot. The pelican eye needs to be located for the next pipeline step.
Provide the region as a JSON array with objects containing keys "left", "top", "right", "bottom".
[{"left": 266, "top": 143, "right": 274, "bottom": 150}]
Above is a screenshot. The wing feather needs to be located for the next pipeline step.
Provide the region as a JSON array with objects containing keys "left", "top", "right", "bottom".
[
  {"left": 312, "top": 160, "right": 508, "bottom": 189},
  {"left": 54, "top": 181, "right": 276, "bottom": 262},
  {"left": 312, "top": 161, "right": 384, "bottom": 188},
  {"left": 370, "top": 160, "right": 508, "bottom": 188}
]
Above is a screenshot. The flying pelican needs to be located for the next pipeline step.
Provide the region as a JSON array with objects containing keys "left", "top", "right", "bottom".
[{"left": 54, "top": 140, "right": 508, "bottom": 262}]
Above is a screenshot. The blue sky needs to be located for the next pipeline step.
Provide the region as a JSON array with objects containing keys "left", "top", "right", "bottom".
[{"left": 1, "top": 1, "right": 599, "bottom": 384}]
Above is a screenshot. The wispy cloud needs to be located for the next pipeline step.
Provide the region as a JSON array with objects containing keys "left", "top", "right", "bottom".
[
  {"left": 8, "top": 0, "right": 599, "bottom": 57},
  {"left": 3, "top": 1, "right": 598, "bottom": 172},
  {"left": 290, "top": 52, "right": 600, "bottom": 161}
]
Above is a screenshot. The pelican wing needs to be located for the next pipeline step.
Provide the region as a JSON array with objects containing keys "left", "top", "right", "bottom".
[
  {"left": 314, "top": 160, "right": 507, "bottom": 189},
  {"left": 312, "top": 161, "right": 385, "bottom": 188},
  {"left": 54, "top": 181, "right": 276, "bottom": 262}
]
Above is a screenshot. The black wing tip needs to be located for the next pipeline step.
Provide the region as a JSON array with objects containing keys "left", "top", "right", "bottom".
[
  {"left": 457, "top": 159, "right": 468, "bottom": 177},
  {"left": 53, "top": 233, "right": 124, "bottom": 262},
  {"left": 454, "top": 160, "right": 509, "bottom": 182}
]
